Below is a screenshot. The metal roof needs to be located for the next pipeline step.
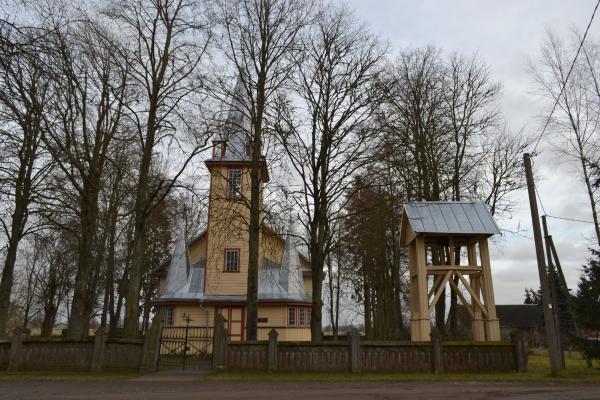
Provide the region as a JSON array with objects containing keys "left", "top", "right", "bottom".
[
  {"left": 403, "top": 201, "right": 500, "bottom": 236},
  {"left": 158, "top": 234, "right": 310, "bottom": 303}
]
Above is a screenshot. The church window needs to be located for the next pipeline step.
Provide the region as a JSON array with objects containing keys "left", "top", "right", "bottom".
[
  {"left": 288, "top": 307, "right": 296, "bottom": 326},
  {"left": 225, "top": 249, "right": 240, "bottom": 272},
  {"left": 165, "top": 306, "right": 174, "bottom": 326},
  {"left": 227, "top": 168, "right": 242, "bottom": 199}
]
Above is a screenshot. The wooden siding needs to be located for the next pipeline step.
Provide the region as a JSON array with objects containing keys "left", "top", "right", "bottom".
[{"left": 160, "top": 304, "right": 311, "bottom": 342}]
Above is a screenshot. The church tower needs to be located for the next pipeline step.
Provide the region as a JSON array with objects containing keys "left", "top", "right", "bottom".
[{"left": 203, "top": 79, "right": 269, "bottom": 297}]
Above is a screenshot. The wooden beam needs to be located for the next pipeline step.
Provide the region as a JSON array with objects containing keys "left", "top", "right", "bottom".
[
  {"left": 455, "top": 270, "right": 488, "bottom": 318},
  {"left": 428, "top": 270, "right": 452, "bottom": 314},
  {"left": 448, "top": 277, "right": 474, "bottom": 318},
  {"left": 449, "top": 236, "right": 455, "bottom": 267},
  {"left": 478, "top": 239, "right": 497, "bottom": 319},
  {"left": 427, "top": 265, "right": 481, "bottom": 271},
  {"left": 428, "top": 275, "right": 442, "bottom": 299}
]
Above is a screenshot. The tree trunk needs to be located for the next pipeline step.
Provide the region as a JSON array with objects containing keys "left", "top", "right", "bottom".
[
  {"left": 41, "top": 262, "right": 59, "bottom": 337},
  {"left": 0, "top": 143, "right": 32, "bottom": 336},
  {"left": 432, "top": 246, "right": 446, "bottom": 334},
  {"left": 123, "top": 104, "right": 157, "bottom": 337},
  {"left": 362, "top": 259, "right": 372, "bottom": 339},
  {"left": 334, "top": 254, "right": 341, "bottom": 340},
  {"left": 326, "top": 255, "right": 336, "bottom": 338},
  {"left": 580, "top": 151, "right": 600, "bottom": 248},
  {"left": 67, "top": 184, "right": 100, "bottom": 339},
  {"left": 310, "top": 238, "right": 325, "bottom": 342},
  {"left": 0, "top": 237, "right": 21, "bottom": 337}
]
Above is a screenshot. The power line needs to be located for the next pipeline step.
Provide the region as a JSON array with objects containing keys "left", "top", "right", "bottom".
[
  {"left": 532, "top": 0, "right": 600, "bottom": 154},
  {"left": 544, "top": 214, "right": 595, "bottom": 224},
  {"left": 535, "top": 185, "right": 547, "bottom": 215}
]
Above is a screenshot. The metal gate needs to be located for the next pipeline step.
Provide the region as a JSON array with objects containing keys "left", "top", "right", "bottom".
[{"left": 158, "top": 326, "right": 213, "bottom": 370}]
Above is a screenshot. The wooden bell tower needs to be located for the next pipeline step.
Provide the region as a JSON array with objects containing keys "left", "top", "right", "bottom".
[{"left": 400, "top": 202, "right": 501, "bottom": 342}]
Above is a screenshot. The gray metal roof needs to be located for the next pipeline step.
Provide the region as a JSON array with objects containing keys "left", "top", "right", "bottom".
[
  {"left": 158, "top": 234, "right": 310, "bottom": 303},
  {"left": 212, "top": 77, "right": 251, "bottom": 162},
  {"left": 403, "top": 201, "right": 500, "bottom": 236}
]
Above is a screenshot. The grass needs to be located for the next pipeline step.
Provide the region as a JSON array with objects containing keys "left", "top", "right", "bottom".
[
  {"left": 0, "top": 352, "right": 598, "bottom": 382},
  {"left": 203, "top": 351, "right": 600, "bottom": 382},
  {"left": 0, "top": 370, "right": 140, "bottom": 382}
]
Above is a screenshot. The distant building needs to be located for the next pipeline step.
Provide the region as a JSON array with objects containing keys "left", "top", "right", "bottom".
[
  {"left": 495, "top": 304, "right": 543, "bottom": 347},
  {"left": 457, "top": 304, "right": 542, "bottom": 346}
]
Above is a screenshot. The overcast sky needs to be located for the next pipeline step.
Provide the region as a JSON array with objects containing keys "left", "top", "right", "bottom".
[{"left": 346, "top": 0, "right": 600, "bottom": 304}]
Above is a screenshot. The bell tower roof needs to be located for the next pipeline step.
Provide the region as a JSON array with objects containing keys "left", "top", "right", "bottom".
[
  {"left": 205, "top": 77, "right": 269, "bottom": 182},
  {"left": 210, "top": 77, "right": 251, "bottom": 162}
]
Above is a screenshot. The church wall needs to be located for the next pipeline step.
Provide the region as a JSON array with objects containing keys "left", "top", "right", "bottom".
[
  {"left": 205, "top": 165, "right": 253, "bottom": 296},
  {"left": 159, "top": 303, "right": 311, "bottom": 342}
]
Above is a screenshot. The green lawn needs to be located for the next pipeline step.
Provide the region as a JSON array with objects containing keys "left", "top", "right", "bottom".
[
  {"left": 204, "top": 351, "right": 600, "bottom": 382},
  {"left": 0, "top": 370, "right": 140, "bottom": 382}
]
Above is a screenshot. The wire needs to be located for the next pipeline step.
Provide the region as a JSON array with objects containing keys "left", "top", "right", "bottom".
[
  {"left": 545, "top": 214, "right": 596, "bottom": 224},
  {"left": 532, "top": 0, "right": 600, "bottom": 154},
  {"left": 535, "top": 185, "right": 547, "bottom": 215}
]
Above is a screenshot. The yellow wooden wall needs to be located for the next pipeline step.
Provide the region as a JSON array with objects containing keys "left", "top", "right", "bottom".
[
  {"left": 205, "top": 165, "right": 253, "bottom": 296},
  {"left": 164, "top": 304, "right": 212, "bottom": 328},
  {"left": 162, "top": 303, "right": 311, "bottom": 341}
]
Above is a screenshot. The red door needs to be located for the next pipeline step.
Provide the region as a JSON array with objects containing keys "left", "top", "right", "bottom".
[{"left": 216, "top": 306, "right": 245, "bottom": 341}]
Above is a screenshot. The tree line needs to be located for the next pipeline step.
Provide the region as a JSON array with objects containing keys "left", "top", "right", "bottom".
[{"left": 1, "top": 0, "right": 597, "bottom": 342}]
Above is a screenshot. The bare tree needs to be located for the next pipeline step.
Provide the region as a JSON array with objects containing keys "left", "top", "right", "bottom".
[
  {"left": 380, "top": 46, "right": 516, "bottom": 336},
  {"left": 478, "top": 127, "right": 530, "bottom": 217},
  {"left": 211, "top": 0, "right": 313, "bottom": 340},
  {"left": 104, "top": 0, "right": 213, "bottom": 337},
  {"left": 443, "top": 52, "right": 500, "bottom": 334},
  {"left": 277, "top": 5, "right": 385, "bottom": 341},
  {"left": 0, "top": 21, "right": 53, "bottom": 336},
  {"left": 40, "top": 18, "right": 131, "bottom": 339},
  {"left": 531, "top": 29, "right": 600, "bottom": 247}
]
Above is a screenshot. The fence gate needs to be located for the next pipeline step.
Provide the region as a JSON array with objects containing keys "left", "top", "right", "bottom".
[{"left": 158, "top": 326, "right": 213, "bottom": 370}]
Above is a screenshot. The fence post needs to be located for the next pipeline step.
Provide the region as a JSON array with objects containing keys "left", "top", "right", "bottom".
[
  {"left": 511, "top": 330, "right": 528, "bottom": 372},
  {"left": 91, "top": 326, "right": 107, "bottom": 372},
  {"left": 212, "top": 314, "right": 228, "bottom": 370},
  {"left": 267, "top": 328, "right": 278, "bottom": 373},
  {"left": 7, "top": 327, "right": 29, "bottom": 372},
  {"left": 140, "top": 315, "right": 163, "bottom": 373},
  {"left": 431, "top": 330, "right": 444, "bottom": 373},
  {"left": 348, "top": 328, "right": 362, "bottom": 373}
]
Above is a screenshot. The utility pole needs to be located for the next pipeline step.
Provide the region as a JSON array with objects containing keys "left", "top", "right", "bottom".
[
  {"left": 523, "top": 153, "right": 561, "bottom": 373},
  {"left": 542, "top": 216, "right": 565, "bottom": 369},
  {"left": 548, "top": 238, "right": 582, "bottom": 337}
]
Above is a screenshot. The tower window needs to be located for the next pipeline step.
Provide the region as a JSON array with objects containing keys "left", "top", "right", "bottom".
[
  {"left": 225, "top": 249, "right": 240, "bottom": 272},
  {"left": 227, "top": 168, "right": 242, "bottom": 199}
]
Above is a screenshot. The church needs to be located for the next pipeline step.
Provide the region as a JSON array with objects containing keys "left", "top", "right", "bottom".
[{"left": 152, "top": 83, "right": 313, "bottom": 342}]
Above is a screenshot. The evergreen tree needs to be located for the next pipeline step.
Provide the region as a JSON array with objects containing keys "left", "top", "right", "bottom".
[{"left": 575, "top": 250, "right": 600, "bottom": 333}]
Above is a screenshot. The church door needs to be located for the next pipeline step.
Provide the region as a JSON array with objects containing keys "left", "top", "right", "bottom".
[{"left": 216, "top": 306, "right": 245, "bottom": 341}]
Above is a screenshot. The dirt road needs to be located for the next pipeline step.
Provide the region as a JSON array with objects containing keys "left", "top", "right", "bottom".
[{"left": 1, "top": 380, "right": 599, "bottom": 400}]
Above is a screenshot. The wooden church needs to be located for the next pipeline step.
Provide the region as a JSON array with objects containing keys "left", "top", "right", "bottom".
[{"left": 152, "top": 81, "right": 312, "bottom": 342}]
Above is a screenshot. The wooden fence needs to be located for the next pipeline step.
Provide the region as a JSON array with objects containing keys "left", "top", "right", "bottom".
[
  {"left": 214, "top": 317, "right": 528, "bottom": 374},
  {"left": 0, "top": 316, "right": 163, "bottom": 373}
]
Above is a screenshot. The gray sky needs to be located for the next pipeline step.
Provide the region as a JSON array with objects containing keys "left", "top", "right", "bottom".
[{"left": 347, "top": 0, "right": 600, "bottom": 304}]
